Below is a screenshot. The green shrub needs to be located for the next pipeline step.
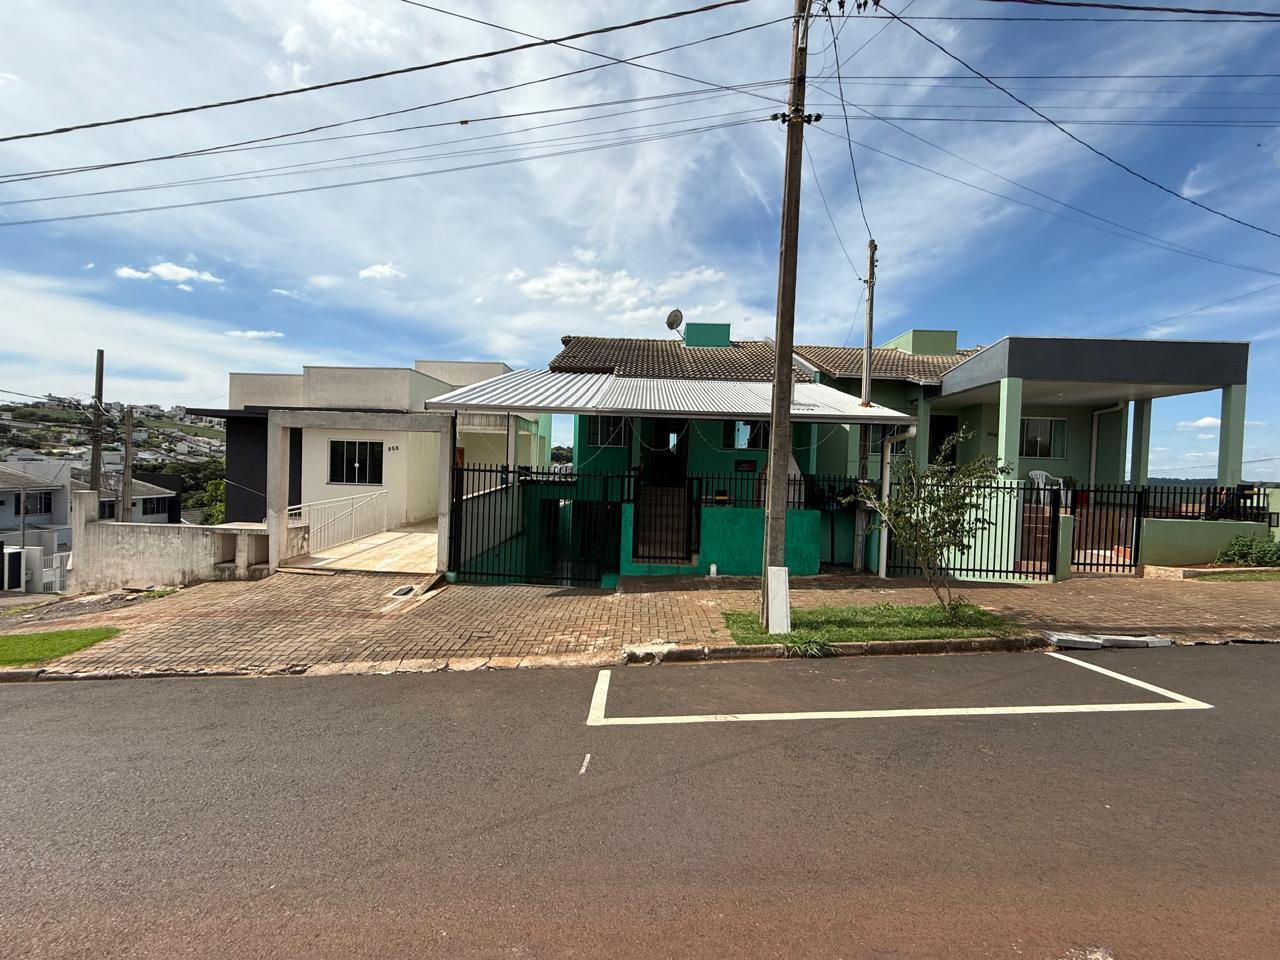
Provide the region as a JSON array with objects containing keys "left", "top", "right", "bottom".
[{"left": 1215, "top": 535, "right": 1280, "bottom": 567}]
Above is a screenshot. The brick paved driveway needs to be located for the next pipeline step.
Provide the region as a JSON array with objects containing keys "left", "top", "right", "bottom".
[{"left": 9, "top": 571, "right": 1279, "bottom": 676}]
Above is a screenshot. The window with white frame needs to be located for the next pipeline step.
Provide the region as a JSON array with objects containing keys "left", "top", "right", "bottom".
[
  {"left": 1019, "top": 417, "right": 1066, "bottom": 459},
  {"left": 585, "top": 416, "right": 629, "bottom": 448},
  {"left": 328, "top": 440, "right": 384, "bottom": 485},
  {"left": 143, "top": 497, "right": 168, "bottom": 515},
  {"left": 722, "top": 420, "right": 769, "bottom": 450}
]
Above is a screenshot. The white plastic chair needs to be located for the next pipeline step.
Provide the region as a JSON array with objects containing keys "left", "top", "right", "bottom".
[{"left": 1028, "top": 469, "right": 1062, "bottom": 506}]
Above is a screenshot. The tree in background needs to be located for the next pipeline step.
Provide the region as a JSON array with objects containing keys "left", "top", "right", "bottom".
[
  {"left": 550, "top": 445, "right": 573, "bottom": 464},
  {"left": 199, "top": 479, "right": 226, "bottom": 525},
  {"left": 157, "top": 457, "right": 224, "bottom": 510},
  {"left": 859, "top": 431, "right": 1008, "bottom": 618}
]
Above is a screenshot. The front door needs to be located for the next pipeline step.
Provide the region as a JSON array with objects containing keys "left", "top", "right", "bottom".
[{"left": 640, "top": 418, "right": 689, "bottom": 487}]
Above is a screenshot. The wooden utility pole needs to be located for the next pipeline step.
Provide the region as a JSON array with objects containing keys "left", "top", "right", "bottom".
[
  {"left": 857, "top": 238, "right": 877, "bottom": 478},
  {"left": 760, "top": 0, "right": 814, "bottom": 630},
  {"left": 119, "top": 406, "right": 134, "bottom": 522},
  {"left": 89, "top": 349, "right": 105, "bottom": 494}
]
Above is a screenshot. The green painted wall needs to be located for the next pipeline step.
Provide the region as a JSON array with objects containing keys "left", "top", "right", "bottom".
[
  {"left": 682, "top": 322, "right": 732, "bottom": 347},
  {"left": 572, "top": 415, "right": 631, "bottom": 474},
  {"left": 1092, "top": 405, "right": 1129, "bottom": 485},
  {"left": 688, "top": 419, "right": 768, "bottom": 476},
  {"left": 1139, "top": 518, "right": 1270, "bottom": 566},
  {"left": 618, "top": 504, "right": 821, "bottom": 577},
  {"left": 1053, "top": 515, "right": 1074, "bottom": 582},
  {"left": 1018, "top": 403, "right": 1095, "bottom": 485},
  {"left": 879, "top": 329, "right": 957, "bottom": 356}
]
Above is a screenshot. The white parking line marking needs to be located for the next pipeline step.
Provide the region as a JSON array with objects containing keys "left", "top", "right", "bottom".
[
  {"left": 584, "top": 653, "right": 1213, "bottom": 727},
  {"left": 578, "top": 753, "right": 592, "bottom": 775}
]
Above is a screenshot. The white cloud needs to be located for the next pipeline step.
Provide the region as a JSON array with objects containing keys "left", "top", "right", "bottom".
[
  {"left": 0, "top": 72, "right": 20, "bottom": 86},
  {"left": 81, "top": 262, "right": 95, "bottom": 270},
  {"left": 504, "top": 268, "right": 527, "bottom": 282},
  {"left": 1196, "top": 433, "right": 1216, "bottom": 440},
  {"left": 225, "top": 329, "right": 284, "bottom": 339},
  {"left": 473, "top": 295, "right": 484, "bottom": 305},
  {"left": 176, "top": 283, "right": 193, "bottom": 292},
  {"left": 358, "top": 262, "right": 406, "bottom": 280},
  {"left": 307, "top": 275, "right": 342, "bottom": 289},
  {"left": 1246, "top": 420, "right": 1268, "bottom": 427},
  {"left": 1177, "top": 416, "right": 1220, "bottom": 430},
  {"left": 115, "top": 262, "right": 223, "bottom": 285},
  {"left": 572, "top": 247, "right": 598, "bottom": 264},
  {"left": 1180, "top": 163, "right": 1212, "bottom": 199},
  {"left": 269, "top": 287, "right": 306, "bottom": 300}
]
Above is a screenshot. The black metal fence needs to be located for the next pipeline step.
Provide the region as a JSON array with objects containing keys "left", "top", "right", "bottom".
[
  {"left": 449, "top": 464, "right": 623, "bottom": 587},
  {"left": 886, "top": 481, "right": 1059, "bottom": 581}
]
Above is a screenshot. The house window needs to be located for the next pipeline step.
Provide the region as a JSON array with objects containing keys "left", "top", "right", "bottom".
[
  {"left": 722, "top": 420, "right": 768, "bottom": 450},
  {"left": 586, "top": 416, "right": 629, "bottom": 448},
  {"left": 1019, "top": 418, "right": 1066, "bottom": 459},
  {"left": 328, "top": 440, "right": 384, "bottom": 485},
  {"left": 99, "top": 500, "right": 116, "bottom": 520},
  {"left": 143, "top": 497, "right": 168, "bottom": 515},
  {"left": 19, "top": 491, "right": 53, "bottom": 515}
]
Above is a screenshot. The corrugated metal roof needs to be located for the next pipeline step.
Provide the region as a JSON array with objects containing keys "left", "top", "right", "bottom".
[
  {"left": 0, "top": 464, "right": 62, "bottom": 491},
  {"left": 428, "top": 370, "right": 913, "bottom": 424}
]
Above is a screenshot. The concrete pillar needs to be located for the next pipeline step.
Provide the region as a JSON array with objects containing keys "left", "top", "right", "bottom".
[
  {"left": 1217, "top": 383, "right": 1246, "bottom": 487},
  {"left": 505, "top": 413, "right": 517, "bottom": 466},
  {"left": 436, "top": 414, "right": 457, "bottom": 574},
  {"left": 265, "top": 413, "right": 291, "bottom": 571},
  {"left": 913, "top": 387, "right": 931, "bottom": 467},
  {"left": 997, "top": 377, "right": 1023, "bottom": 479},
  {"left": 1130, "top": 398, "right": 1152, "bottom": 486}
]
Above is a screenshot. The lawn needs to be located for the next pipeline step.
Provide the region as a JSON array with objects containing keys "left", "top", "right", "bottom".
[
  {"left": 0, "top": 628, "right": 119, "bottom": 667},
  {"left": 724, "top": 602, "right": 1021, "bottom": 652},
  {"left": 1197, "top": 570, "right": 1280, "bottom": 582}
]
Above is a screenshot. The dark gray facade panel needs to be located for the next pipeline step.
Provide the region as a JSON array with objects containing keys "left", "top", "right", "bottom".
[
  {"left": 941, "top": 338, "right": 1248, "bottom": 396},
  {"left": 225, "top": 416, "right": 267, "bottom": 523}
]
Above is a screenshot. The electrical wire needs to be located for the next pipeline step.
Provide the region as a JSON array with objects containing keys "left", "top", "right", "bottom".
[
  {"left": 973, "top": 0, "right": 1280, "bottom": 17},
  {"left": 827, "top": 12, "right": 873, "bottom": 240},
  {"left": 0, "top": 19, "right": 790, "bottom": 185},
  {"left": 0, "top": 118, "right": 769, "bottom": 228},
  {"left": 0, "top": 107, "right": 774, "bottom": 208},
  {"left": 1104, "top": 280, "right": 1280, "bottom": 335},
  {"left": 804, "top": 140, "right": 863, "bottom": 281},
  {"left": 878, "top": 1, "right": 1280, "bottom": 241},
  {"left": 0, "top": 0, "right": 757, "bottom": 145},
  {"left": 809, "top": 80, "right": 1280, "bottom": 278}
]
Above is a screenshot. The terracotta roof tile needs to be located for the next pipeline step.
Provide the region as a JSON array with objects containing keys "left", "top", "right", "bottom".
[
  {"left": 549, "top": 336, "right": 811, "bottom": 382},
  {"left": 794, "top": 345, "right": 981, "bottom": 384}
]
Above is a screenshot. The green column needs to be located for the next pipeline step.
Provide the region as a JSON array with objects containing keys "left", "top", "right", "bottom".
[
  {"left": 913, "top": 387, "right": 931, "bottom": 466},
  {"left": 1217, "top": 384, "right": 1246, "bottom": 486},
  {"left": 998, "top": 377, "right": 1023, "bottom": 478},
  {"left": 1130, "top": 398, "right": 1152, "bottom": 486}
]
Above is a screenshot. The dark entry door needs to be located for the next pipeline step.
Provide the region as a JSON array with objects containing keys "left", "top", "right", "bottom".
[
  {"left": 928, "top": 414, "right": 960, "bottom": 465},
  {"left": 641, "top": 418, "right": 689, "bottom": 486}
]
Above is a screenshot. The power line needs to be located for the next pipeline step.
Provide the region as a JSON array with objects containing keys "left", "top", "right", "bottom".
[
  {"left": 0, "top": 118, "right": 768, "bottom": 228},
  {"left": 0, "top": 107, "right": 773, "bottom": 208},
  {"left": 827, "top": 11, "right": 873, "bottom": 240},
  {"left": 0, "top": 0, "right": 756, "bottom": 145},
  {"left": 803, "top": 140, "right": 863, "bottom": 281},
  {"left": 843, "top": 11, "right": 1280, "bottom": 19},
  {"left": 973, "top": 0, "right": 1280, "bottom": 17},
  {"left": 0, "top": 20, "right": 788, "bottom": 186},
  {"left": 878, "top": 2, "right": 1280, "bottom": 241},
  {"left": 1105, "top": 280, "right": 1280, "bottom": 335},
  {"left": 831, "top": 72, "right": 1280, "bottom": 79}
]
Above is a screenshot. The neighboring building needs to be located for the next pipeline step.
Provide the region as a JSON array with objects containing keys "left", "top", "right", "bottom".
[
  {"left": 71, "top": 475, "right": 178, "bottom": 523},
  {"left": 792, "top": 329, "right": 1250, "bottom": 487},
  {"left": 192, "top": 360, "right": 552, "bottom": 525}
]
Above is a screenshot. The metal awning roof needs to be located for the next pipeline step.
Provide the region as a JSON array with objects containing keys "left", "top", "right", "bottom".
[{"left": 427, "top": 369, "right": 914, "bottom": 424}]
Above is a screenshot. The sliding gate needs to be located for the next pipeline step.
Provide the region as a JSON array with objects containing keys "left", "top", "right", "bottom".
[{"left": 449, "top": 465, "right": 623, "bottom": 587}]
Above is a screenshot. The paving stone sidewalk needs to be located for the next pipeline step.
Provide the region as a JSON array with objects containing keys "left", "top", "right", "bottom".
[{"left": 5, "top": 570, "right": 1278, "bottom": 677}]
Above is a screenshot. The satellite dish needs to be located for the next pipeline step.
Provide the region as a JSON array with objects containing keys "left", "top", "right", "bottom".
[{"left": 665, "top": 308, "right": 684, "bottom": 331}]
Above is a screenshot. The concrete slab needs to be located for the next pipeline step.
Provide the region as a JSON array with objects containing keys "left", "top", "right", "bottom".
[{"left": 289, "top": 520, "right": 438, "bottom": 574}]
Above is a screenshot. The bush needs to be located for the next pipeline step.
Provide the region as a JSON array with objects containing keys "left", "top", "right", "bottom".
[{"left": 1215, "top": 535, "right": 1280, "bottom": 567}]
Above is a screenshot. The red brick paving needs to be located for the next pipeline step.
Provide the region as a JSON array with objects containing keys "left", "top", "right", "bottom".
[{"left": 9, "top": 570, "right": 1278, "bottom": 675}]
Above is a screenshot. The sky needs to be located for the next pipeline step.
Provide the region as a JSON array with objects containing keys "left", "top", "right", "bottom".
[{"left": 1, "top": 0, "right": 1278, "bottom": 477}]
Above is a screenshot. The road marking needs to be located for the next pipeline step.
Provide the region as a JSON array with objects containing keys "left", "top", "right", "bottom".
[
  {"left": 584, "top": 654, "right": 1213, "bottom": 727},
  {"left": 578, "top": 753, "right": 592, "bottom": 775}
]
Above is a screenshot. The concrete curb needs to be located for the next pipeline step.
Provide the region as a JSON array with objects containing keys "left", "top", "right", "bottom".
[{"left": 622, "top": 634, "right": 1049, "bottom": 664}]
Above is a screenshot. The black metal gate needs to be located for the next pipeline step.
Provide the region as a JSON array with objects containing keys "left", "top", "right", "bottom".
[
  {"left": 449, "top": 465, "right": 622, "bottom": 587},
  {"left": 886, "top": 481, "right": 1059, "bottom": 581},
  {"left": 1067, "top": 485, "right": 1142, "bottom": 574}
]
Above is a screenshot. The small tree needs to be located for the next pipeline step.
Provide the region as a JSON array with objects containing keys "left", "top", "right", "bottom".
[
  {"left": 859, "top": 430, "right": 1008, "bottom": 618},
  {"left": 199, "top": 478, "right": 225, "bottom": 525}
]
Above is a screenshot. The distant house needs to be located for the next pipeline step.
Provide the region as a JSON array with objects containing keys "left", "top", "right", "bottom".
[{"left": 191, "top": 360, "right": 552, "bottom": 525}]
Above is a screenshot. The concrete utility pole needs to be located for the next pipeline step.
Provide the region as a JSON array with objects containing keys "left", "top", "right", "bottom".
[
  {"left": 89, "top": 349, "right": 104, "bottom": 494},
  {"left": 857, "top": 238, "right": 877, "bottom": 479},
  {"left": 118, "top": 406, "right": 134, "bottom": 522},
  {"left": 761, "top": 0, "right": 814, "bottom": 630}
]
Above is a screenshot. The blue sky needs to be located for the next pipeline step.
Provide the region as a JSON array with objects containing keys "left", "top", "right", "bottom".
[{"left": 1, "top": 0, "right": 1278, "bottom": 477}]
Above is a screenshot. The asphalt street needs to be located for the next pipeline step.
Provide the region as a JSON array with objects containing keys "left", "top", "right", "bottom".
[{"left": 2, "top": 646, "right": 1278, "bottom": 959}]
